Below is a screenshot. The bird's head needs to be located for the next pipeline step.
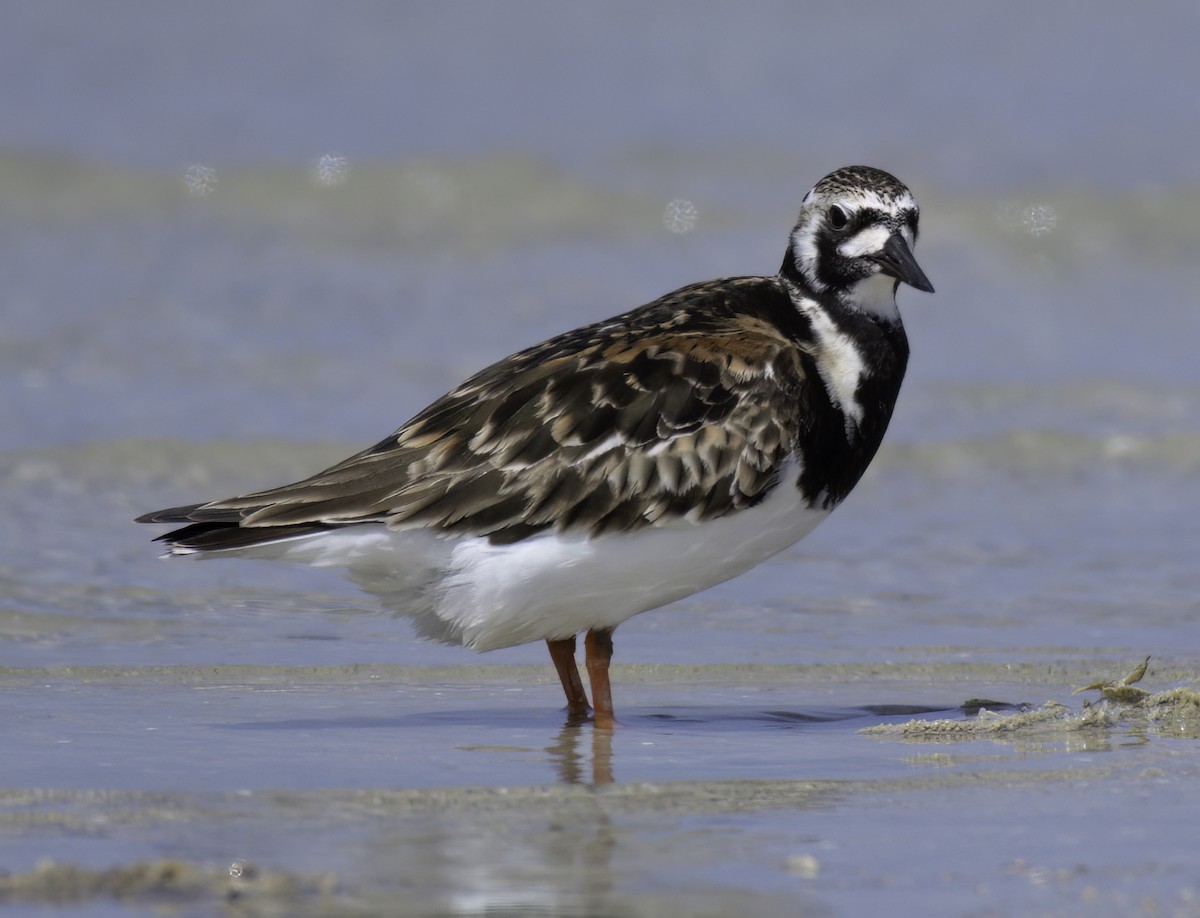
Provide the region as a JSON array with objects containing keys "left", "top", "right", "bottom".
[{"left": 784, "top": 165, "right": 934, "bottom": 318}]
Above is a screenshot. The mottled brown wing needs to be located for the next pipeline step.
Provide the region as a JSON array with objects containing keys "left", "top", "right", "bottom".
[{"left": 166, "top": 291, "right": 810, "bottom": 543}]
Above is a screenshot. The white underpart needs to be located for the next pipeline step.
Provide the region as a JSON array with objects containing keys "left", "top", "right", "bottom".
[{"left": 198, "top": 463, "right": 831, "bottom": 653}]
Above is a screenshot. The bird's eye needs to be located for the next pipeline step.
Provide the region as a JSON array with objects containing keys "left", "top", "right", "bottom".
[{"left": 828, "top": 205, "right": 849, "bottom": 230}]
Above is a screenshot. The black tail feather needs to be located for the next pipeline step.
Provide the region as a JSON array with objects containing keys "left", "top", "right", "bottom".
[
  {"left": 147, "top": 520, "right": 339, "bottom": 553},
  {"left": 138, "top": 501, "right": 336, "bottom": 552}
]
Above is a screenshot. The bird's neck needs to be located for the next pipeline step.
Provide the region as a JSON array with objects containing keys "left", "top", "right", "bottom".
[
  {"left": 780, "top": 273, "right": 911, "bottom": 443},
  {"left": 779, "top": 246, "right": 903, "bottom": 326}
]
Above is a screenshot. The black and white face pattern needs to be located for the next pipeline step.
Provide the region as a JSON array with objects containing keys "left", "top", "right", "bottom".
[{"left": 788, "top": 165, "right": 926, "bottom": 315}]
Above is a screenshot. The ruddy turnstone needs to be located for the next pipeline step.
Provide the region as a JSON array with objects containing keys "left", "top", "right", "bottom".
[{"left": 139, "top": 165, "right": 933, "bottom": 725}]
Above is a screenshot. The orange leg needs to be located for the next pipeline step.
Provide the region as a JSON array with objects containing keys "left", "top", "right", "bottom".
[
  {"left": 546, "top": 636, "right": 591, "bottom": 720},
  {"left": 585, "top": 627, "right": 616, "bottom": 727}
]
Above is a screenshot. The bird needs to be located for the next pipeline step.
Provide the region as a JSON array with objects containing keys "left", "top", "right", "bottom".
[{"left": 138, "top": 165, "right": 934, "bottom": 726}]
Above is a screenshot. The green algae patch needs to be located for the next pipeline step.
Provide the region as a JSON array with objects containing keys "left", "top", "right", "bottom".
[
  {"left": 0, "top": 857, "right": 338, "bottom": 911},
  {"left": 862, "top": 659, "right": 1200, "bottom": 741}
]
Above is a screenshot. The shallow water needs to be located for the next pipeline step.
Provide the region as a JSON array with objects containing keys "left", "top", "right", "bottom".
[{"left": 4, "top": 4, "right": 1200, "bottom": 916}]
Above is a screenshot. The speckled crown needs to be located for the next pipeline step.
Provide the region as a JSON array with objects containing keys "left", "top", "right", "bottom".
[{"left": 811, "top": 165, "right": 910, "bottom": 202}]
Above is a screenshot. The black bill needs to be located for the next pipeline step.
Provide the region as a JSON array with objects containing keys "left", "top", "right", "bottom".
[{"left": 873, "top": 233, "right": 935, "bottom": 293}]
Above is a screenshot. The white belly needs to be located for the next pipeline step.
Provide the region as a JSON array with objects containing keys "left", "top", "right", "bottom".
[{"left": 225, "top": 474, "right": 830, "bottom": 652}]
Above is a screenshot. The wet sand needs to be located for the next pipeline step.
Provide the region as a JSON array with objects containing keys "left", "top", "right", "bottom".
[{"left": 5, "top": 658, "right": 1200, "bottom": 915}]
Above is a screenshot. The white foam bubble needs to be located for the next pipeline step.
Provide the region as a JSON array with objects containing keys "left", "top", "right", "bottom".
[
  {"left": 183, "top": 163, "right": 217, "bottom": 196},
  {"left": 314, "top": 153, "right": 350, "bottom": 187},
  {"left": 663, "top": 198, "right": 698, "bottom": 233}
]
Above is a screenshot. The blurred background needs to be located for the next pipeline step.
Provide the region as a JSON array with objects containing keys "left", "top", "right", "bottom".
[
  {"left": 5, "top": 1, "right": 1200, "bottom": 451},
  {"left": 2, "top": 4, "right": 1200, "bottom": 914},
  {"left": 4, "top": 0, "right": 1197, "bottom": 655}
]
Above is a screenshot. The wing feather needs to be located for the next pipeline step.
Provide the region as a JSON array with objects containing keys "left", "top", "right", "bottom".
[{"left": 147, "top": 278, "right": 815, "bottom": 544}]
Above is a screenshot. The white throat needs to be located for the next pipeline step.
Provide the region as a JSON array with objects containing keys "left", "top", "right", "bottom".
[{"left": 843, "top": 273, "right": 900, "bottom": 321}]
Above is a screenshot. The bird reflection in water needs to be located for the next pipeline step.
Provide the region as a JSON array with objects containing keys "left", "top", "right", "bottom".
[{"left": 546, "top": 721, "right": 615, "bottom": 786}]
